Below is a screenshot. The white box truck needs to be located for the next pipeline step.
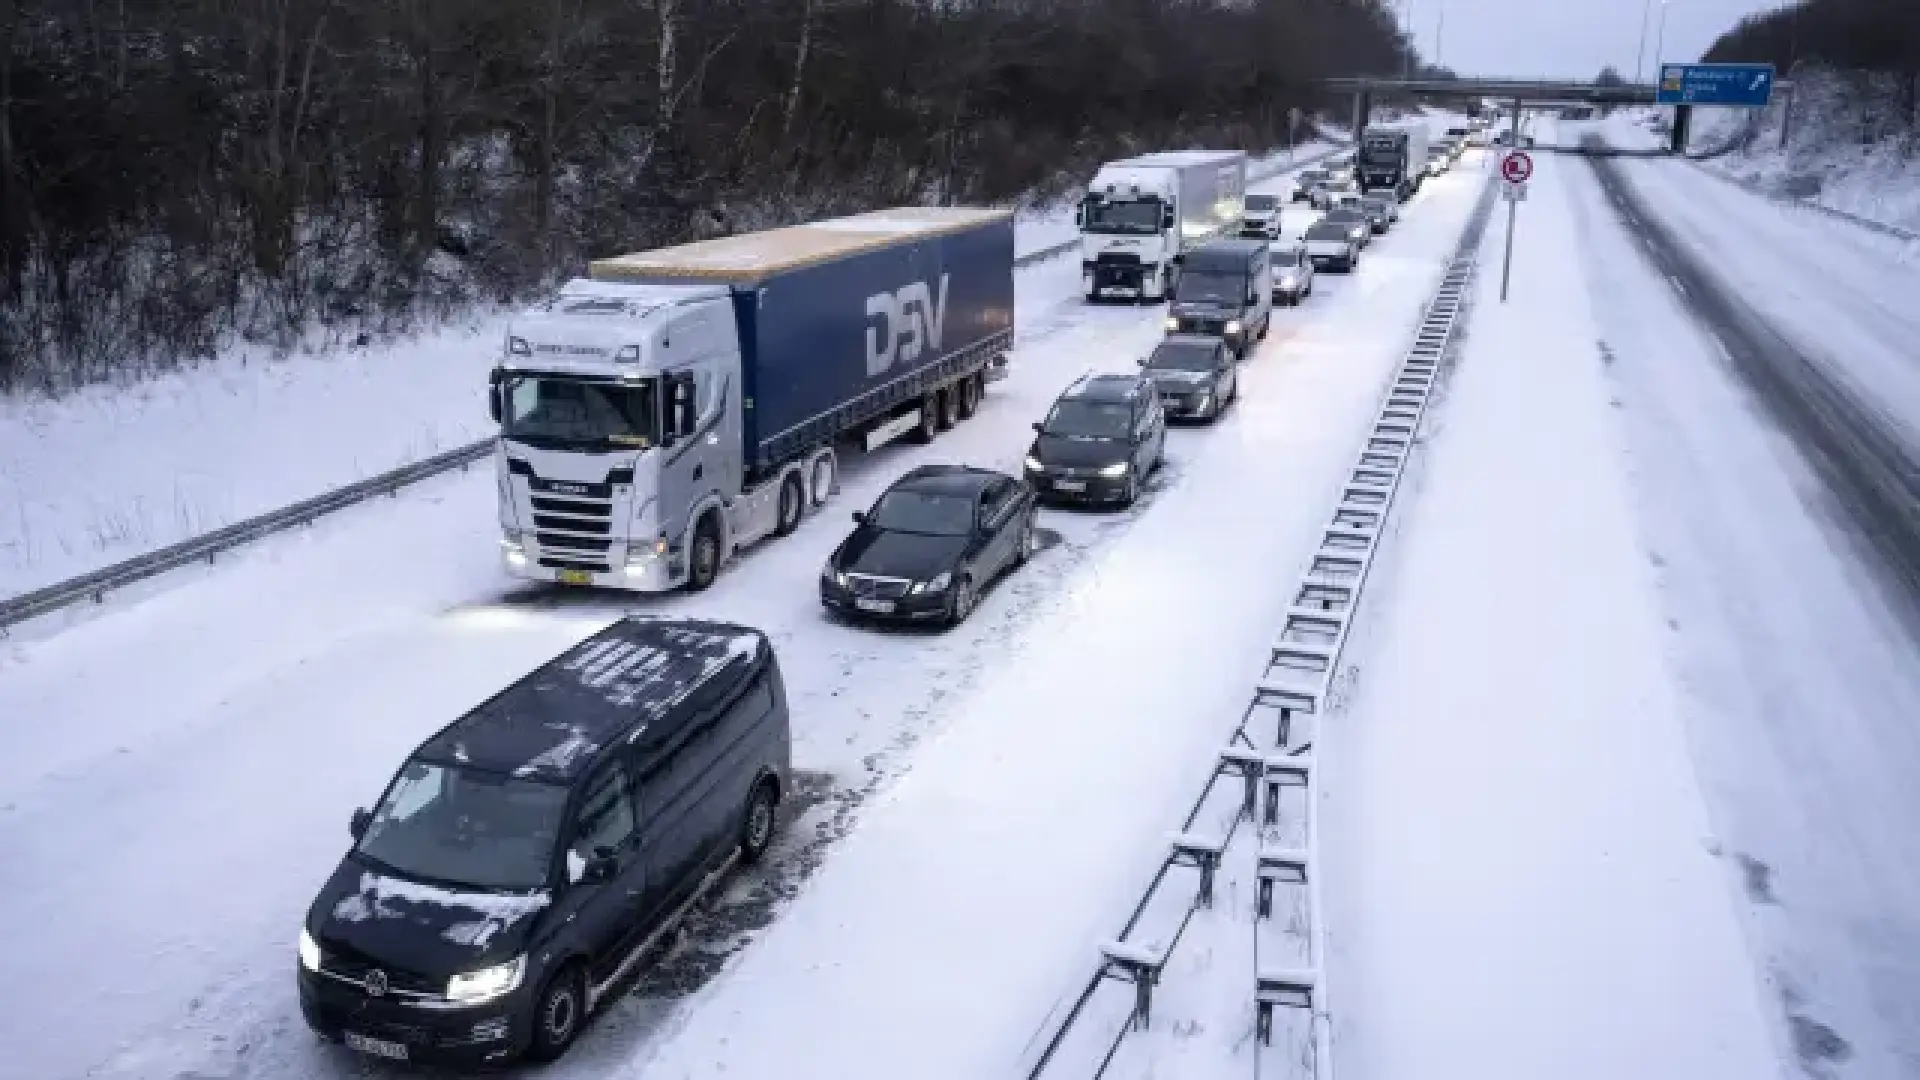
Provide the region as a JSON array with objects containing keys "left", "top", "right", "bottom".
[{"left": 1077, "top": 151, "right": 1247, "bottom": 303}]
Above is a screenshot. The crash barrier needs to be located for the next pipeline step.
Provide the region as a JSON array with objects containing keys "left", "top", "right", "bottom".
[
  {"left": 1707, "top": 167, "right": 1919, "bottom": 244},
  {"left": 0, "top": 149, "right": 1365, "bottom": 637},
  {"left": 1020, "top": 174, "right": 1498, "bottom": 1080}
]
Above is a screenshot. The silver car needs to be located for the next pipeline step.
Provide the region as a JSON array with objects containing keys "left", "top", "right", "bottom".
[{"left": 1270, "top": 242, "right": 1315, "bottom": 305}]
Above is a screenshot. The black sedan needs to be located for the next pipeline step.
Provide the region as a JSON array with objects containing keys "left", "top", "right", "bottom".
[
  {"left": 820, "top": 464, "right": 1036, "bottom": 628},
  {"left": 1141, "top": 335, "right": 1237, "bottom": 421}
]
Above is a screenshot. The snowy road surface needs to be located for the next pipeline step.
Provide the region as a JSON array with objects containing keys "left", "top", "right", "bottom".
[
  {"left": 1321, "top": 122, "right": 1920, "bottom": 1080},
  {"left": 1572, "top": 136, "right": 1920, "bottom": 1078},
  {"left": 0, "top": 155, "right": 1479, "bottom": 1080}
]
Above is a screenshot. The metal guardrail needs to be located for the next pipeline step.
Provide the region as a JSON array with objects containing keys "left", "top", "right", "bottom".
[
  {"left": 1021, "top": 174, "right": 1499, "bottom": 1080},
  {"left": 1705, "top": 167, "right": 1919, "bottom": 243},
  {"left": 0, "top": 146, "right": 1348, "bottom": 635}
]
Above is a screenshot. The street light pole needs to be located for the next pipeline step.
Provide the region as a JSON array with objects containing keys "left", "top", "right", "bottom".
[
  {"left": 1634, "top": 0, "right": 1654, "bottom": 84},
  {"left": 1654, "top": 0, "right": 1673, "bottom": 74}
]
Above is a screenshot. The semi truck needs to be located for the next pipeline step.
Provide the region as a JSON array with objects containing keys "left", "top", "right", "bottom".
[
  {"left": 1357, "top": 122, "right": 1430, "bottom": 200},
  {"left": 1077, "top": 151, "right": 1247, "bottom": 303},
  {"left": 489, "top": 206, "right": 1015, "bottom": 593}
]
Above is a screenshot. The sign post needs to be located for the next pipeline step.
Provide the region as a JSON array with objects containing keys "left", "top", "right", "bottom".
[{"left": 1497, "top": 149, "right": 1533, "bottom": 304}]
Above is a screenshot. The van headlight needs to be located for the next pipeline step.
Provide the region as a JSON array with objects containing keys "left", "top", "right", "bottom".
[
  {"left": 446, "top": 955, "right": 526, "bottom": 1004},
  {"left": 299, "top": 928, "right": 322, "bottom": 972},
  {"left": 1225, "top": 320, "right": 1243, "bottom": 338},
  {"left": 1164, "top": 317, "right": 1179, "bottom": 332},
  {"left": 1024, "top": 454, "right": 1043, "bottom": 473},
  {"left": 1097, "top": 461, "right": 1129, "bottom": 477}
]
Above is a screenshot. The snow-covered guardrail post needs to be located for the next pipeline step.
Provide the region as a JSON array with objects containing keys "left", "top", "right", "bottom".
[{"left": 1097, "top": 940, "right": 1166, "bottom": 1031}]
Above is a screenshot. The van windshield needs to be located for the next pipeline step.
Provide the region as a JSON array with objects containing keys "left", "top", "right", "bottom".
[
  {"left": 501, "top": 374, "right": 659, "bottom": 452},
  {"left": 1174, "top": 272, "right": 1245, "bottom": 305},
  {"left": 356, "top": 761, "right": 569, "bottom": 892}
]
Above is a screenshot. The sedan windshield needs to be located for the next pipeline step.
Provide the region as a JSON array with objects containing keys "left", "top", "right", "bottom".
[
  {"left": 1245, "top": 195, "right": 1277, "bottom": 212},
  {"left": 1305, "top": 223, "right": 1348, "bottom": 242},
  {"left": 871, "top": 488, "right": 976, "bottom": 536},
  {"left": 1147, "top": 342, "right": 1220, "bottom": 372},
  {"left": 1174, "top": 272, "right": 1243, "bottom": 304},
  {"left": 1272, "top": 248, "right": 1303, "bottom": 266},
  {"left": 502, "top": 375, "right": 658, "bottom": 452},
  {"left": 1044, "top": 398, "right": 1133, "bottom": 440},
  {"left": 356, "top": 761, "right": 569, "bottom": 892},
  {"left": 1083, "top": 198, "right": 1162, "bottom": 236}
]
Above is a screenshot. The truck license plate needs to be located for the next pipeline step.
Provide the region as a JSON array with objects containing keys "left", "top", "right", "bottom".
[
  {"left": 344, "top": 1032, "right": 409, "bottom": 1061},
  {"left": 855, "top": 598, "right": 895, "bottom": 614},
  {"left": 1054, "top": 480, "right": 1086, "bottom": 492},
  {"left": 558, "top": 569, "right": 593, "bottom": 585}
]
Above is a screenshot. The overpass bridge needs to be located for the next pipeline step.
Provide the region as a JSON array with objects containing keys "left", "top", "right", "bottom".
[{"left": 1321, "top": 76, "right": 1793, "bottom": 155}]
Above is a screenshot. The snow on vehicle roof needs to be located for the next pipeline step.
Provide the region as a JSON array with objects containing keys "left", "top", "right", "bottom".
[
  {"left": 588, "top": 206, "right": 1012, "bottom": 283},
  {"left": 1111, "top": 150, "right": 1246, "bottom": 168},
  {"left": 418, "top": 617, "right": 767, "bottom": 782}
]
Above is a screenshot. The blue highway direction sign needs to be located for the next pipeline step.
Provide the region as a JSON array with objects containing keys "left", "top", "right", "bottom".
[{"left": 1656, "top": 63, "right": 1775, "bottom": 107}]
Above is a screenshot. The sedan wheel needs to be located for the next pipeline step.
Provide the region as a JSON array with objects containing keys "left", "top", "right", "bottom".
[
  {"left": 946, "top": 576, "right": 976, "bottom": 627},
  {"left": 1013, "top": 513, "right": 1036, "bottom": 568}
]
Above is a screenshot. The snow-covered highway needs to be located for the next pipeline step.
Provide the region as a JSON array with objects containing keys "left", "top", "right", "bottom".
[{"left": 0, "top": 155, "right": 1486, "bottom": 1080}]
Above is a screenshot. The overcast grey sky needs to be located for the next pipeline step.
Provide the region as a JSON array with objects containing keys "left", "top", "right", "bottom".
[{"left": 1399, "top": 0, "right": 1785, "bottom": 81}]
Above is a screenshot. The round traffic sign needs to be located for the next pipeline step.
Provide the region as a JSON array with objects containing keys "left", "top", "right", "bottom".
[{"left": 1500, "top": 150, "right": 1534, "bottom": 184}]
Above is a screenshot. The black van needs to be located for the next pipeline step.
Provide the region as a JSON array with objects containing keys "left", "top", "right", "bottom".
[
  {"left": 1166, "top": 237, "right": 1272, "bottom": 360},
  {"left": 297, "top": 617, "right": 791, "bottom": 1066}
]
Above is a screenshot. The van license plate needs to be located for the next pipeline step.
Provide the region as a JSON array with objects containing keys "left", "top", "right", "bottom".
[
  {"left": 1054, "top": 480, "right": 1086, "bottom": 492},
  {"left": 558, "top": 569, "right": 592, "bottom": 585},
  {"left": 855, "top": 598, "right": 895, "bottom": 614},
  {"left": 345, "top": 1032, "right": 409, "bottom": 1061}
]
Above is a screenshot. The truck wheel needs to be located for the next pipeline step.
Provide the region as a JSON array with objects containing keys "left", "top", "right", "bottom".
[
  {"left": 523, "top": 963, "right": 586, "bottom": 1063},
  {"left": 686, "top": 515, "right": 721, "bottom": 591},
  {"left": 774, "top": 473, "right": 805, "bottom": 537},
  {"left": 740, "top": 779, "right": 780, "bottom": 864},
  {"left": 909, "top": 396, "right": 939, "bottom": 444},
  {"left": 936, "top": 385, "right": 958, "bottom": 430},
  {"left": 956, "top": 375, "right": 979, "bottom": 421},
  {"left": 809, "top": 454, "right": 836, "bottom": 508}
]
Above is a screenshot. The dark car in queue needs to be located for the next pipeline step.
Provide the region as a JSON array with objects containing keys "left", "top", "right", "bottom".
[
  {"left": 820, "top": 464, "right": 1036, "bottom": 628},
  {"left": 1322, "top": 207, "right": 1373, "bottom": 249},
  {"left": 1292, "top": 168, "right": 1328, "bottom": 202},
  {"left": 299, "top": 618, "right": 790, "bottom": 1067},
  {"left": 1141, "top": 335, "right": 1238, "bottom": 422},
  {"left": 1304, "top": 219, "right": 1360, "bottom": 273},
  {"left": 1271, "top": 241, "right": 1315, "bottom": 305},
  {"left": 1024, "top": 372, "right": 1166, "bottom": 509},
  {"left": 1358, "top": 195, "right": 1395, "bottom": 234}
]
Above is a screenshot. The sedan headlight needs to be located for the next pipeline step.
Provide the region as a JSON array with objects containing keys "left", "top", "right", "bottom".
[
  {"left": 298, "top": 928, "right": 322, "bottom": 972},
  {"left": 821, "top": 565, "right": 846, "bottom": 587},
  {"left": 1164, "top": 317, "right": 1179, "bottom": 332},
  {"left": 446, "top": 955, "right": 526, "bottom": 1004},
  {"left": 913, "top": 572, "right": 953, "bottom": 594},
  {"left": 1024, "top": 454, "right": 1043, "bottom": 473},
  {"left": 1097, "top": 461, "right": 1130, "bottom": 478}
]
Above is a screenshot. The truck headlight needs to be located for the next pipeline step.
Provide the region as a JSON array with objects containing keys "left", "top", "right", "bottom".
[
  {"left": 1097, "top": 461, "right": 1129, "bottom": 478},
  {"left": 299, "top": 928, "right": 321, "bottom": 972},
  {"left": 446, "top": 955, "right": 526, "bottom": 1004}
]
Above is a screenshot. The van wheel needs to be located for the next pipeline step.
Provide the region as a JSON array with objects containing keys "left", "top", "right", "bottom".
[
  {"left": 686, "top": 515, "right": 721, "bottom": 591},
  {"left": 740, "top": 780, "right": 780, "bottom": 864},
  {"left": 909, "top": 395, "right": 939, "bottom": 444},
  {"left": 774, "top": 474, "right": 805, "bottom": 537},
  {"left": 523, "top": 964, "right": 585, "bottom": 1063}
]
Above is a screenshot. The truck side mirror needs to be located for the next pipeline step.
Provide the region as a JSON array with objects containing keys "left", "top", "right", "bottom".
[
  {"left": 487, "top": 369, "right": 505, "bottom": 424},
  {"left": 664, "top": 372, "right": 697, "bottom": 440},
  {"left": 1161, "top": 208, "right": 1176, "bottom": 230},
  {"left": 1074, "top": 200, "right": 1088, "bottom": 229},
  {"left": 350, "top": 808, "right": 371, "bottom": 840}
]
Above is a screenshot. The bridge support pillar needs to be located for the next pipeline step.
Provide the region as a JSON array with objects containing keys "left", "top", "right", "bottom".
[
  {"left": 1669, "top": 105, "right": 1692, "bottom": 154},
  {"left": 1351, "top": 90, "right": 1372, "bottom": 141}
]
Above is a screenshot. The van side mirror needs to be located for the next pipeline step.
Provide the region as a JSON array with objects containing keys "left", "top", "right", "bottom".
[
  {"left": 1031, "top": 421, "right": 1044, "bottom": 433},
  {"left": 350, "top": 808, "right": 372, "bottom": 839},
  {"left": 584, "top": 847, "right": 618, "bottom": 882},
  {"left": 851, "top": 511, "right": 867, "bottom": 525}
]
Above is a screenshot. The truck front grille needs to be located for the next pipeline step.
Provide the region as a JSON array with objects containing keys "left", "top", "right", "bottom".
[{"left": 528, "top": 490, "right": 615, "bottom": 570}]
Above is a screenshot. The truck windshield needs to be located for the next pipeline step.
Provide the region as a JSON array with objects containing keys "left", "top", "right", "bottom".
[
  {"left": 1043, "top": 399, "right": 1132, "bottom": 441},
  {"left": 501, "top": 374, "right": 658, "bottom": 452},
  {"left": 1082, "top": 198, "right": 1162, "bottom": 235},
  {"left": 356, "top": 760, "right": 568, "bottom": 893},
  {"left": 1175, "top": 272, "right": 1244, "bottom": 305}
]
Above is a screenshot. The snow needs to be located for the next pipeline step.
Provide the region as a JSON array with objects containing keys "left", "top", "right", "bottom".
[
  {"left": 329, "top": 870, "right": 550, "bottom": 926},
  {"left": 1319, "top": 139, "right": 1784, "bottom": 1079},
  {"left": 1564, "top": 127, "right": 1920, "bottom": 1080},
  {"left": 0, "top": 152, "right": 1386, "bottom": 1080}
]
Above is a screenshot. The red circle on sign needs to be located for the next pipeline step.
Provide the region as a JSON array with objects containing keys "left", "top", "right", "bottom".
[{"left": 1500, "top": 151, "right": 1534, "bottom": 183}]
